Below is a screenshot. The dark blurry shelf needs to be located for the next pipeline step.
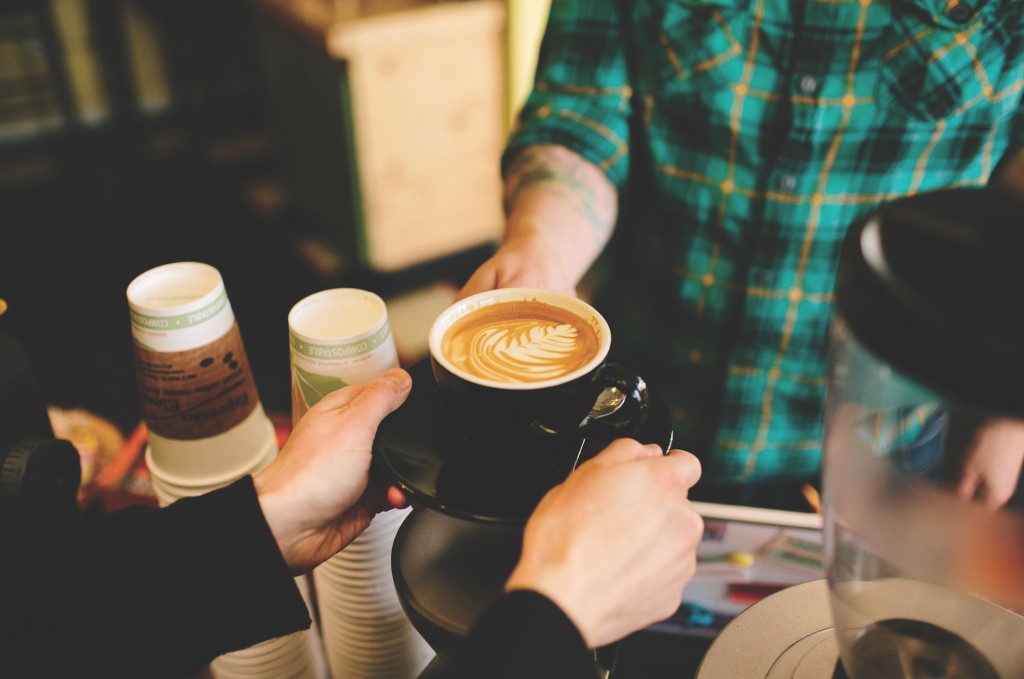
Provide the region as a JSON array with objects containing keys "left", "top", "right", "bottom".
[{"left": 1, "top": 0, "right": 496, "bottom": 438}]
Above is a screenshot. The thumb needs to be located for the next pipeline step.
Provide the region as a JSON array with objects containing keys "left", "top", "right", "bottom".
[{"left": 318, "top": 368, "right": 412, "bottom": 424}]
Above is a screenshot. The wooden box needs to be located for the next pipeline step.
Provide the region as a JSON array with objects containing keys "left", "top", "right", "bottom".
[{"left": 255, "top": 0, "right": 506, "bottom": 273}]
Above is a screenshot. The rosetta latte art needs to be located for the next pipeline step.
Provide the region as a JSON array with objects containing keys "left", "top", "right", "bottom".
[
  {"left": 466, "top": 321, "right": 584, "bottom": 382},
  {"left": 441, "top": 300, "right": 602, "bottom": 383}
]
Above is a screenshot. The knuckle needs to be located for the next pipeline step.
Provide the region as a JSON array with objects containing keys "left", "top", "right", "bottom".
[
  {"left": 657, "top": 593, "right": 682, "bottom": 620},
  {"left": 670, "top": 506, "right": 704, "bottom": 546},
  {"left": 311, "top": 386, "right": 353, "bottom": 413},
  {"left": 666, "top": 453, "right": 701, "bottom": 487},
  {"left": 679, "top": 554, "right": 697, "bottom": 582},
  {"left": 686, "top": 510, "right": 705, "bottom": 541},
  {"left": 361, "top": 382, "right": 391, "bottom": 402}
]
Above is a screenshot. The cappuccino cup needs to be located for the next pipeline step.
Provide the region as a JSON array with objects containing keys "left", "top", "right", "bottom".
[{"left": 428, "top": 288, "right": 650, "bottom": 447}]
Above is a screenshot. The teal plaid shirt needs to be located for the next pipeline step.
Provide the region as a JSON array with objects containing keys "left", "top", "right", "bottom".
[{"left": 504, "top": 0, "right": 1024, "bottom": 484}]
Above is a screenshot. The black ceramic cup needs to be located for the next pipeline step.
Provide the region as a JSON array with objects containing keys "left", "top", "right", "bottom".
[{"left": 428, "top": 288, "right": 649, "bottom": 449}]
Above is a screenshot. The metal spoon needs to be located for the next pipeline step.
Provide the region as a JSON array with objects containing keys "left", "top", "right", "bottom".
[{"left": 570, "top": 386, "right": 629, "bottom": 472}]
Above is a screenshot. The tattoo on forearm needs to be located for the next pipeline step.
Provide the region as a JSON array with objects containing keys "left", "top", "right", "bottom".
[{"left": 504, "top": 146, "right": 616, "bottom": 240}]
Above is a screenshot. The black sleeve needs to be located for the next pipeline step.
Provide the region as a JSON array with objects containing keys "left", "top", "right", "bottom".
[
  {"left": 1, "top": 476, "right": 310, "bottom": 679},
  {"left": 445, "top": 590, "right": 599, "bottom": 679}
]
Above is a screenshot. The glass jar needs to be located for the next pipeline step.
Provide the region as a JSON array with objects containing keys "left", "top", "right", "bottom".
[{"left": 825, "top": 188, "right": 1024, "bottom": 679}]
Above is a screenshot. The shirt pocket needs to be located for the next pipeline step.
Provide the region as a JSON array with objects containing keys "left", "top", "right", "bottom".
[
  {"left": 647, "top": 1, "right": 749, "bottom": 103},
  {"left": 878, "top": 0, "right": 1023, "bottom": 121}
]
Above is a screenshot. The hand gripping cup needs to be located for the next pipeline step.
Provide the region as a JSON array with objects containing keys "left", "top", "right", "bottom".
[{"left": 126, "top": 262, "right": 278, "bottom": 483}]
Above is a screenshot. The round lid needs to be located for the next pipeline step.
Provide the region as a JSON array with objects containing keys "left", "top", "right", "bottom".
[{"left": 836, "top": 187, "right": 1024, "bottom": 417}]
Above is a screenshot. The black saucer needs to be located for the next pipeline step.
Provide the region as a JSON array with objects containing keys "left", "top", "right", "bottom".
[{"left": 373, "top": 358, "right": 674, "bottom": 524}]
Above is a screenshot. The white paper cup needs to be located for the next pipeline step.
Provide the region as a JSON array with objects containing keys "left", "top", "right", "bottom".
[
  {"left": 146, "top": 405, "right": 277, "bottom": 482},
  {"left": 210, "top": 629, "right": 318, "bottom": 679},
  {"left": 127, "top": 262, "right": 275, "bottom": 480},
  {"left": 127, "top": 262, "right": 234, "bottom": 352},
  {"left": 288, "top": 288, "right": 399, "bottom": 424},
  {"left": 147, "top": 435, "right": 278, "bottom": 507}
]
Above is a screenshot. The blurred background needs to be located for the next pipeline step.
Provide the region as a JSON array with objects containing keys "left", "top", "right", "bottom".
[{"left": 0, "top": 0, "right": 551, "bottom": 474}]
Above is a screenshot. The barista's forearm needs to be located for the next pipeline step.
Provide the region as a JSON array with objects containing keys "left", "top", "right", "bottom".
[{"left": 503, "top": 145, "right": 618, "bottom": 286}]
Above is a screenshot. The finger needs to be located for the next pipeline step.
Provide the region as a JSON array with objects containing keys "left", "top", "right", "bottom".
[
  {"left": 955, "top": 474, "right": 979, "bottom": 502},
  {"left": 344, "top": 369, "right": 413, "bottom": 424},
  {"left": 361, "top": 483, "right": 394, "bottom": 516},
  {"left": 975, "top": 480, "right": 1013, "bottom": 511},
  {"left": 386, "top": 485, "right": 409, "bottom": 509},
  {"left": 585, "top": 439, "right": 662, "bottom": 468},
  {"left": 311, "top": 381, "right": 370, "bottom": 412},
  {"left": 662, "top": 449, "right": 703, "bottom": 488},
  {"left": 313, "top": 368, "right": 413, "bottom": 415}
]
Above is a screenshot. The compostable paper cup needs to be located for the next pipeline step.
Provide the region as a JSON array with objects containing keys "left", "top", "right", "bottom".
[
  {"left": 288, "top": 288, "right": 399, "bottom": 424},
  {"left": 146, "top": 434, "right": 278, "bottom": 507},
  {"left": 127, "top": 262, "right": 275, "bottom": 480}
]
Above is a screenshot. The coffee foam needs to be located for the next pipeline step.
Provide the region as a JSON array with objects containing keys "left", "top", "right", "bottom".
[{"left": 441, "top": 300, "right": 601, "bottom": 383}]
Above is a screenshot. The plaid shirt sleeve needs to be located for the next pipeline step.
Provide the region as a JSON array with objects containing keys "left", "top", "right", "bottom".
[{"left": 502, "top": 0, "right": 633, "bottom": 190}]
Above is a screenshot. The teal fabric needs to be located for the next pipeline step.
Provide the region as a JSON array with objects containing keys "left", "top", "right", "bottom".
[{"left": 504, "top": 0, "right": 1024, "bottom": 484}]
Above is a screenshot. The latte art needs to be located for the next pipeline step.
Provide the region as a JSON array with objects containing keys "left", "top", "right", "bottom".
[
  {"left": 469, "top": 321, "right": 581, "bottom": 381},
  {"left": 441, "top": 300, "right": 601, "bottom": 383}
]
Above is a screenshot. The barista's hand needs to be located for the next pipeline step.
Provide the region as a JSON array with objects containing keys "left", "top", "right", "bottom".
[
  {"left": 955, "top": 418, "right": 1024, "bottom": 510},
  {"left": 254, "top": 369, "right": 412, "bottom": 574},
  {"left": 458, "top": 231, "right": 578, "bottom": 300},
  {"left": 505, "top": 440, "right": 704, "bottom": 648}
]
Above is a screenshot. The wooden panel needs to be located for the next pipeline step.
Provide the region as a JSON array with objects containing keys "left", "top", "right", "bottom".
[
  {"left": 346, "top": 2, "right": 504, "bottom": 270},
  {"left": 255, "top": 0, "right": 506, "bottom": 272}
]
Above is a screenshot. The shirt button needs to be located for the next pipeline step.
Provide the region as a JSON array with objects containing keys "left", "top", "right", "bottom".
[
  {"left": 949, "top": 3, "right": 973, "bottom": 23},
  {"left": 779, "top": 174, "right": 797, "bottom": 191},
  {"left": 799, "top": 75, "right": 818, "bottom": 94}
]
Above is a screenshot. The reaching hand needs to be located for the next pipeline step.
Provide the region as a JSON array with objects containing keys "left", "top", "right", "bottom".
[
  {"left": 457, "top": 233, "right": 580, "bottom": 301},
  {"left": 254, "top": 368, "right": 412, "bottom": 574},
  {"left": 505, "top": 440, "right": 704, "bottom": 648}
]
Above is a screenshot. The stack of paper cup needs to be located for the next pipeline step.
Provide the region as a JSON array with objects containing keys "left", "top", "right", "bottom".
[
  {"left": 145, "top": 435, "right": 278, "bottom": 512},
  {"left": 290, "top": 289, "right": 433, "bottom": 678},
  {"left": 313, "top": 508, "right": 435, "bottom": 678},
  {"left": 127, "top": 262, "right": 323, "bottom": 679},
  {"left": 126, "top": 262, "right": 274, "bottom": 480}
]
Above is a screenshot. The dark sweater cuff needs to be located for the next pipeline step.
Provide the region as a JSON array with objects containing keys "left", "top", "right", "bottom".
[
  {"left": 457, "top": 590, "right": 598, "bottom": 679},
  {"left": 84, "top": 474, "right": 313, "bottom": 677},
  {"left": 146, "top": 476, "right": 311, "bottom": 651},
  {"left": 3, "top": 475, "right": 311, "bottom": 679}
]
